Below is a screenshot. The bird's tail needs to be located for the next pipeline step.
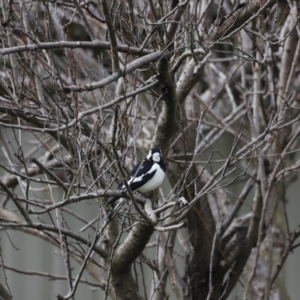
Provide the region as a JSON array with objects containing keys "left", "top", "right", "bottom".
[
  {"left": 106, "top": 196, "right": 119, "bottom": 207},
  {"left": 106, "top": 196, "right": 124, "bottom": 219}
]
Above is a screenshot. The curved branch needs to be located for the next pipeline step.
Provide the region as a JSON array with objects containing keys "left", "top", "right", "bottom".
[
  {"left": 176, "top": 0, "right": 277, "bottom": 104},
  {"left": 112, "top": 222, "right": 154, "bottom": 271},
  {"left": 63, "top": 51, "right": 167, "bottom": 92},
  {"left": 0, "top": 41, "right": 153, "bottom": 56},
  {"left": 153, "top": 57, "right": 177, "bottom": 154}
]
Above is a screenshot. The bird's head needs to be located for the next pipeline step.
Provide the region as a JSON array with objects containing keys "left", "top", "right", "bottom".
[{"left": 147, "top": 148, "right": 162, "bottom": 163}]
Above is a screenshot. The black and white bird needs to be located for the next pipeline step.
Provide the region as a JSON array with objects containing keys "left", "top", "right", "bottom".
[{"left": 107, "top": 148, "right": 166, "bottom": 211}]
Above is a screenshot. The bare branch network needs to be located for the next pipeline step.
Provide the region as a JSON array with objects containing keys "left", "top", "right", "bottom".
[{"left": 0, "top": 1, "right": 299, "bottom": 300}]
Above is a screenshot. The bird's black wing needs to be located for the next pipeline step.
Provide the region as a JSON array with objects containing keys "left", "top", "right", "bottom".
[
  {"left": 113, "top": 161, "right": 144, "bottom": 190},
  {"left": 107, "top": 161, "right": 145, "bottom": 206},
  {"left": 106, "top": 160, "right": 156, "bottom": 206},
  {"left": 128, "top": 159, "right": 156, "bottom": 192}
]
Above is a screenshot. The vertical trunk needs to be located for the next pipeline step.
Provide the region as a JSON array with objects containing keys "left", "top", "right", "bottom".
[
  {"left": 185, "top": 196, "right": 222, "bottom": 300},
  {"left": 111, "top": 266, "right": 142, "bottom": 300}
]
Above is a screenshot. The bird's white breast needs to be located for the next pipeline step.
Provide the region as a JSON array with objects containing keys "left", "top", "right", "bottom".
[{"left": 135, "top": 163, "right": 165, "bottom": 193}]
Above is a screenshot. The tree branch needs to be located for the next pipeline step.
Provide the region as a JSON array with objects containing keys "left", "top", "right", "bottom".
[{"left": 0, "top": 41, "right": 153, "bottom": 56}]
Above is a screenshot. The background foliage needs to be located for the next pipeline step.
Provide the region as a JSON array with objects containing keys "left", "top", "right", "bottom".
[{"left": 1, "top": 0, "right": 300, "bottom": 299}]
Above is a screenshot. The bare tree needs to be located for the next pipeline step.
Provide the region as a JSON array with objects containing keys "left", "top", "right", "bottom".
[{"left": 0, "top": 0, "right": 299, "bottom": 299}]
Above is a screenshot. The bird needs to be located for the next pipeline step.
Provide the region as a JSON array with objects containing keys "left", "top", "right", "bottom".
[{"left": 107, "top": 147, "right": 166, "bottom": 213}]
